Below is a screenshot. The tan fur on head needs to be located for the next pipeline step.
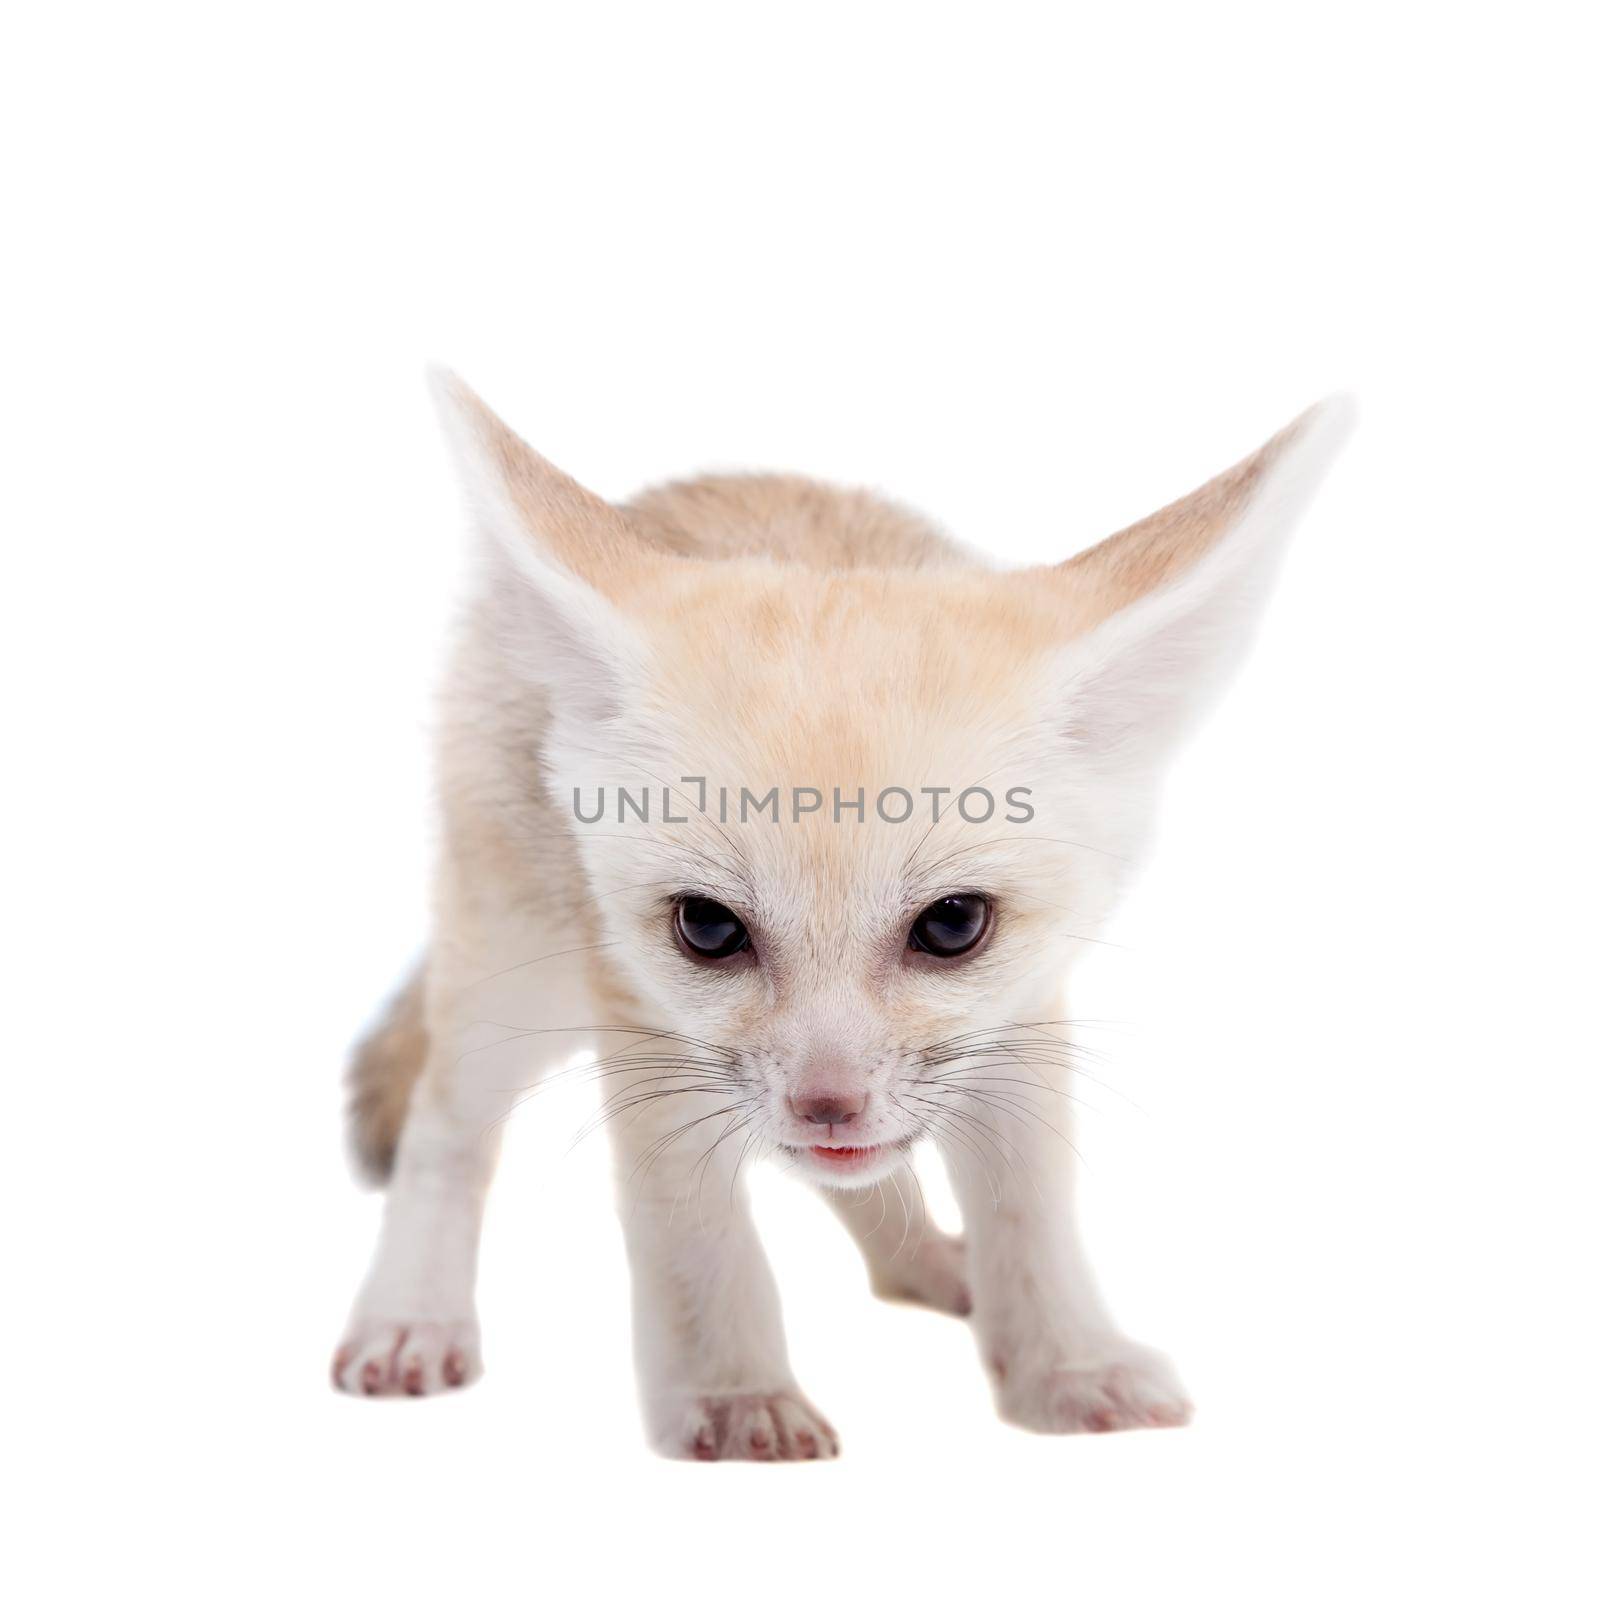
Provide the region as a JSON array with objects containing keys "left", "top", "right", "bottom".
[{"left": 628, "top": 473, "right": 970, "bottom": 570}]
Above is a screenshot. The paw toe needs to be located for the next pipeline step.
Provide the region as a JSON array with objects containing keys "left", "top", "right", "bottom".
[
  {"left": 332, "top": 1320, "right": 480, "bottom": 1398},
  {"left": 663, "top": 1392, "right": 837, "bottom": 1461}
]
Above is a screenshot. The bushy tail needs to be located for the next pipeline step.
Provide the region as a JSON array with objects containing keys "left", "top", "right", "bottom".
[{"left": 346, "top": 961, "right": 428, "bottom": 1185}]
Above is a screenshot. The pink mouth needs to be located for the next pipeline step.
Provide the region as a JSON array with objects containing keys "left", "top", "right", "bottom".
[{"left": 807, "top": 1144, "right": 882, "bottom": 1168}]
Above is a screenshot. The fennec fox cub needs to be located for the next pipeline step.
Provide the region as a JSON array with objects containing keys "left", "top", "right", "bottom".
[{"left": 334, "top": 376, "right": 1351, "bottom": 1458}]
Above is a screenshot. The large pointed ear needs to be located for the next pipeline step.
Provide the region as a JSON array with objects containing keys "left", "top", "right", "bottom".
[
  {"left": 1044, "top": 399, "right": 1354, "bottom": 770},
  {"left": 429, "top": 369, "right": 664, "bottom": 720}
]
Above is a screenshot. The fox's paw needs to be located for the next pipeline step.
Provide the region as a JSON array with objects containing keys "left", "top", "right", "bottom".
[
  {"left": 656, "top": 1392, "right": 839, "bottom": 1461},
  {"left": 332, "top": 1318, "right": 481, "bottom": 1397},
  {"left": 870, "top": 1232, "right": 972, "bottom": 1316},
  {"left": 998, "top": 1343, "right": 1191, "bottom": 1434}
]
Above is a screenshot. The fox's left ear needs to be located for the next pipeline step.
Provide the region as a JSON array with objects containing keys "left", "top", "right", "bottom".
[{"left": 1045, "top": 399, "right": 1355, "bottom": 770}]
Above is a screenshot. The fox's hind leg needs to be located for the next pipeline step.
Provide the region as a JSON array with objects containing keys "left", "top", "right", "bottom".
[
  {"left": 822, "top": 1163, "right": 971, "bottom": 1316},
  {"left": 333, "top": 936, "right": 596, "bottom": 1397}
]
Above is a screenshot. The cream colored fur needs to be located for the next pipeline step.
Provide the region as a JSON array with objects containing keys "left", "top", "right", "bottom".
[{"left": 335, "top": 376, "right": 1352, "bottom": 1457}]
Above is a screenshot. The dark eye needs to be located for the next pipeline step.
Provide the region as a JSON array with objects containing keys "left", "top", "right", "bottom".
[
  {"left": 674, "top": 897, "right": 750, "bottom": 960},
  {"left": 909, "top": 894, "right": 992, "bottom": 958}
]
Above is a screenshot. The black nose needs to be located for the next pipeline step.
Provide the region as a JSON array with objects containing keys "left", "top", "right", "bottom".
[{"left": 791, "top": 1093, "right": 865, "bottom": 1126}]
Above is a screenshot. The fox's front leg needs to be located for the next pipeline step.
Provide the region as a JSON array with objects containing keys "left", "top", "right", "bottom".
[
  {"left": 942, "top": 1094, "right": 1192, "bottom": 1434},
  {"left": 610, "top": 1096, "right": 837, "bottom": 1460},
  {"left": 333, "top": 942, "right": 583, "bottom": 1398},
  {"left": 333, "top": 1041, "right": 505, "bottom": 1396}
]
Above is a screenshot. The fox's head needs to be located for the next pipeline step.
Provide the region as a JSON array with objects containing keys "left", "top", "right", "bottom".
[{"left": 436, "top": 378, "right": 1350, "bottom": 1187}]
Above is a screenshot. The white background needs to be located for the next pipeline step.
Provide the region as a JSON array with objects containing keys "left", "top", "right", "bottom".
[{"left": 4, "top": 4, "right": 1596, "bottom": 1596}]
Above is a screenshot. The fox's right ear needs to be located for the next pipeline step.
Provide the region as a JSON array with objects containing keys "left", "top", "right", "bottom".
[{"left": 429, "top": 369, "right": 659, "bottom": 718}]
